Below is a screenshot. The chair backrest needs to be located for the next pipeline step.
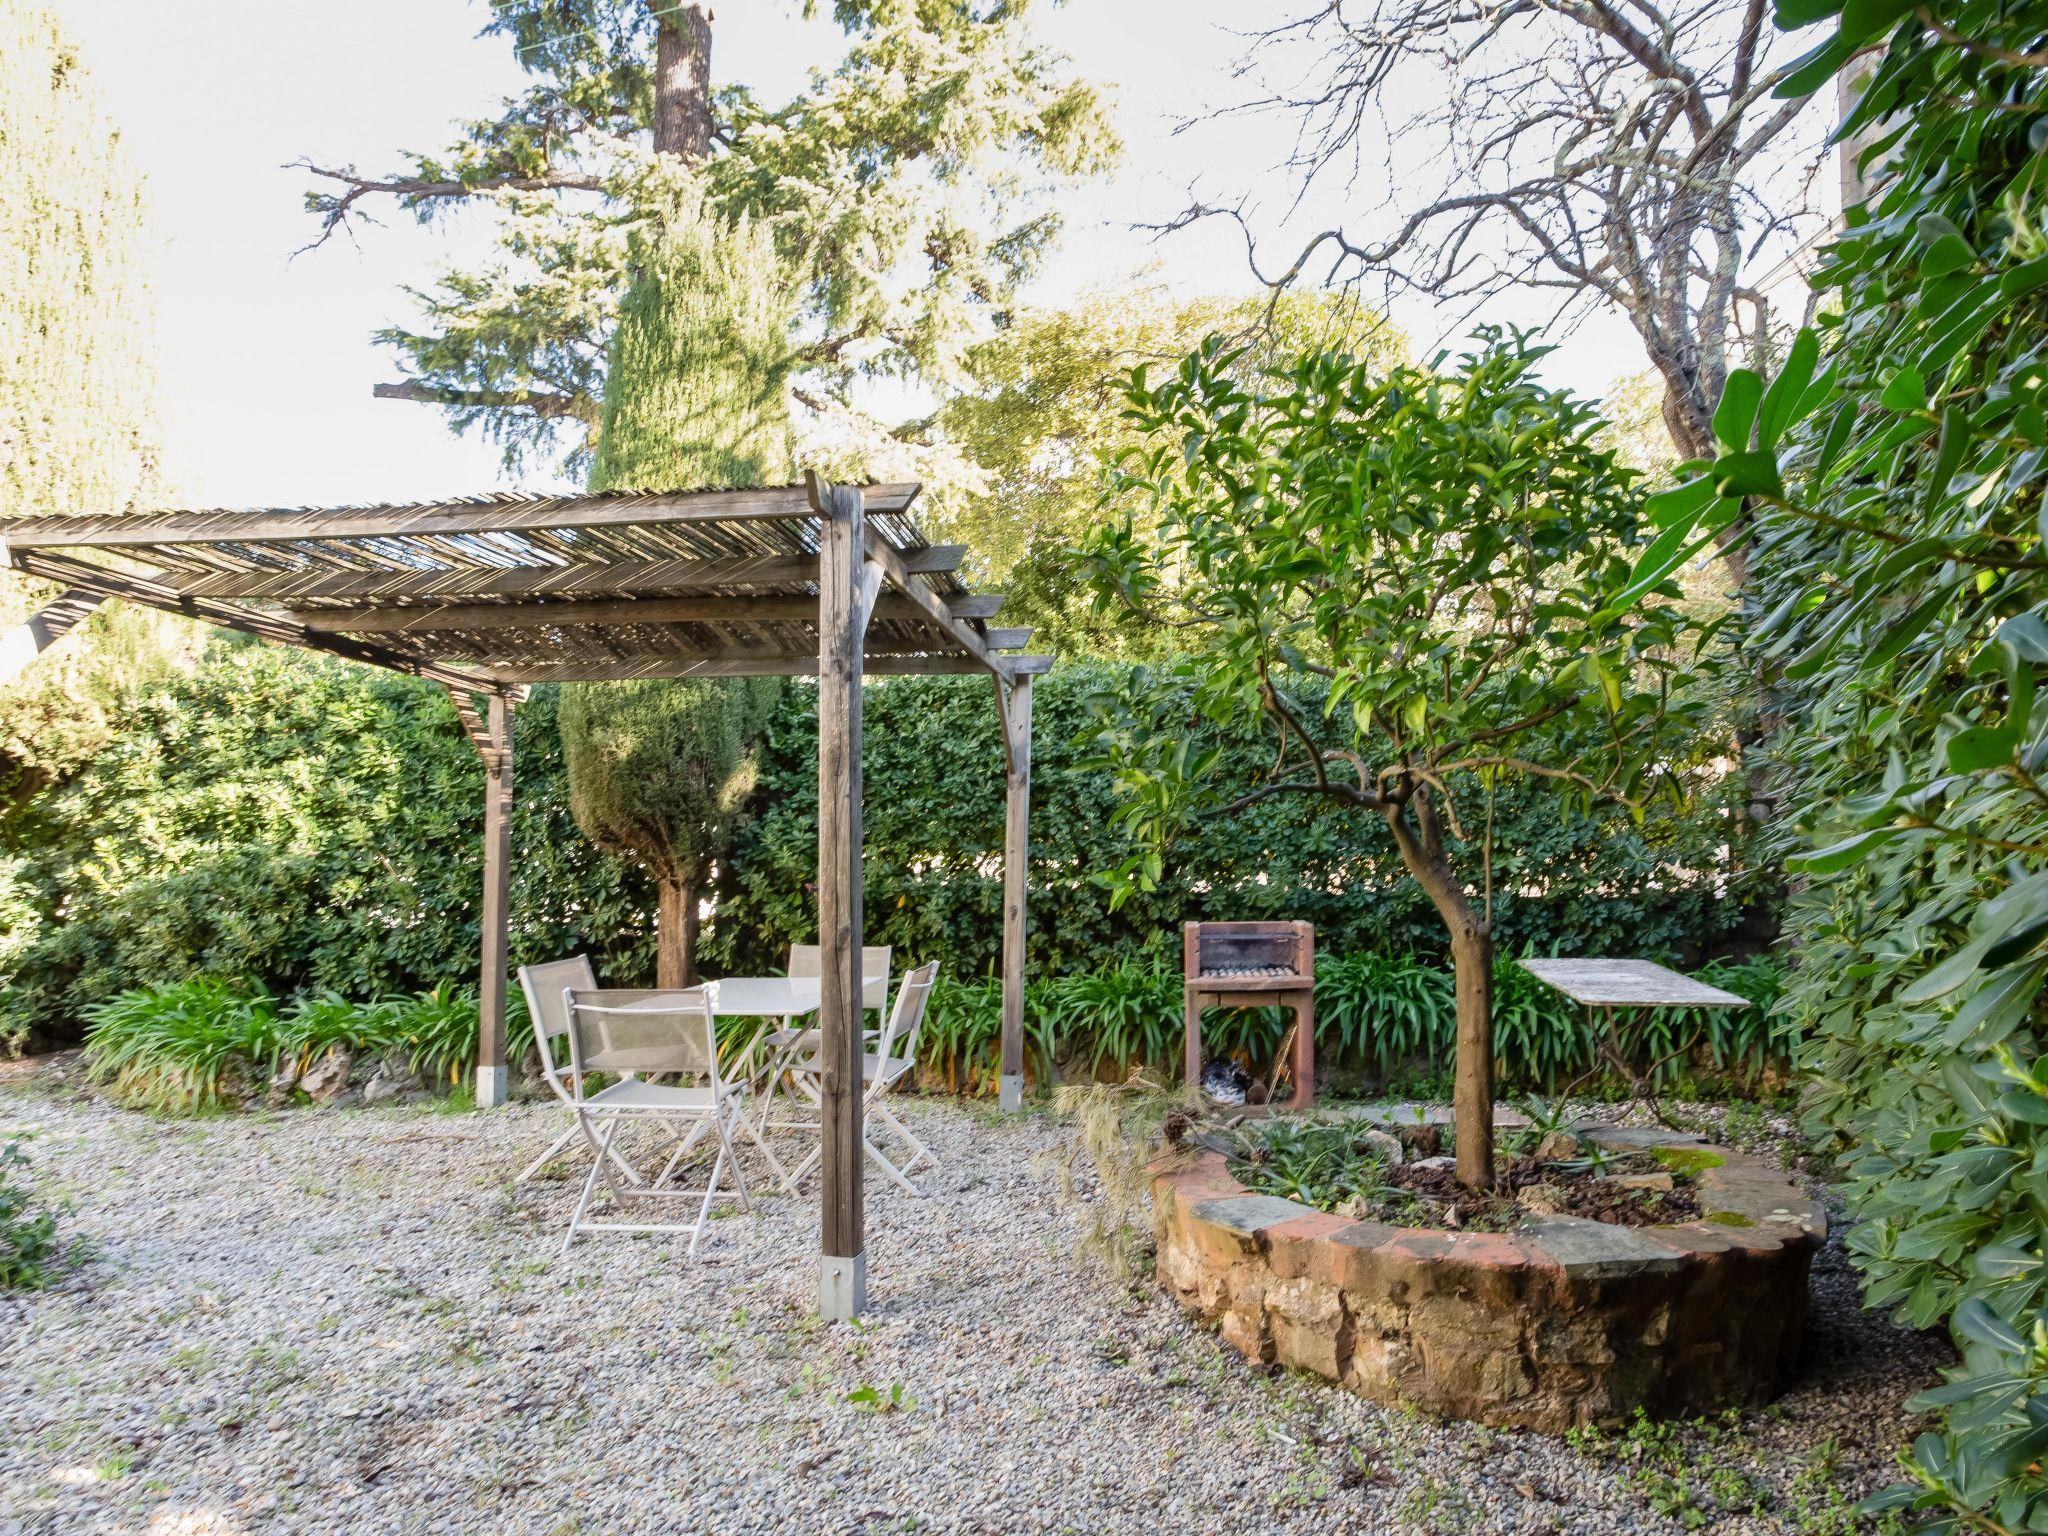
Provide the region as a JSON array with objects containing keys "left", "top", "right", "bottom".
[
  {"left": 871, "top": 961, "right": 939, "bottom": 1097},
  {"left": 517, "top": 956, "right": 599, "bottom": 1101},
  {"left": 786, "top": 942, "right": 891, "bottom": 1014},
  {"left": 562, "top": 986, "right": 719, "bottom": 1099}
]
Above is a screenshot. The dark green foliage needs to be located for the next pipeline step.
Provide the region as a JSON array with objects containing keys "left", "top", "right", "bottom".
[
  {"left": 2, "top": 639, "right": 654, "bottom": 1048},
  {"left": 0, "top": 1140, "right": 60, "bottom": 1290},
  {"left": 1640, "top": 0, "right": 2048, "bottom": 1522},
  {"left": 706, "top": 664, "right": 1763, "bottom": 981},
  {"left": 588, "top": 201, "right": 793, "bottom": 491}
]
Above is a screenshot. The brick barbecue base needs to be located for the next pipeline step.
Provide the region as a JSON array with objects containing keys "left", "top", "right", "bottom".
[{"left": 1150, "top": 1123, "right": 1823, "bottom": 1432}]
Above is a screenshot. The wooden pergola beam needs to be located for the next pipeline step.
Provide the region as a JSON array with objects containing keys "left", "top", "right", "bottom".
[
  {"left": 479, "top": 652, "right": 1054, "bottom": 683},
  {"left": 290, "top": 589, "right": 1005, "bottom": 635},
  {"left": 173, "top": 544, "right": 965, "bottom": 605},
  {"left": 0, "top": 482, "right": 921, "bottom": 549},
  {"left": 852, "top": 526, "right": 1007, "bottom": 679}
]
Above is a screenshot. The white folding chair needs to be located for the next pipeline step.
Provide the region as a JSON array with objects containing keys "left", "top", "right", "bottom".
[
  {"left": 782, "top": 961, "right": 939, "bottom": 1197},
  {"left": 751, "top": 943, "right": 891, "bottom": 1129},
  {"left": 558, "top": 983, "right": 782, "bottom": 1258},
  {"left": 515, "top": 956, "right": 646, "bottom": 1186}
]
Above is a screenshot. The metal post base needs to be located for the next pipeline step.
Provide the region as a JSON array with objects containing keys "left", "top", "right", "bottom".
[
  {"left": 475, "top": 1064, "right": 509, "bottom": 1109},
  {"left": 999, "top": 1073, "right": 1023, "bottom": 1114},
  {"left": 820, "top": 1251, "right": 866, "bottom": 1322}
]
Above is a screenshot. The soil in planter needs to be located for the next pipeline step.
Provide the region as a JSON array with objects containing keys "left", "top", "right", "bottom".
[
  {"left": 1223, "top": 1118, "right": 1702, "bottom": 1233},
  {"left": 1388, "top": 1153, "right": 1701, "bottom": 1229}
]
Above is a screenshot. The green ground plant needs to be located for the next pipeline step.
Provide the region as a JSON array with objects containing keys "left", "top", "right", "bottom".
[
  {"left": 81, "top": 975, "right": 533, "bottom": 1110},
  {"left": 0, "top": 1139, "right": 61, "bottom": 1289}
]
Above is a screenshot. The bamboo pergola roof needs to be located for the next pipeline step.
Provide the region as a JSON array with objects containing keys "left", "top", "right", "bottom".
[{"left": 0, "top": 479, "right": 1048, "bottom": 695}]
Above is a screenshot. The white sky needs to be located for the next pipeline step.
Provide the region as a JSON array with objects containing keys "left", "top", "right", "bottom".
[{"left": 55, "top": 0, "right": 1726, "bottom": 509}]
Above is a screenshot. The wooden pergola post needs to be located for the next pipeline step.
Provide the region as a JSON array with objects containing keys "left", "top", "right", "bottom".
[
  {"left": 998, "top": 674, "right": 1033, "bottom": 1113},
  {"left": 816, "top": 479, "right": 878, "bottom": 1321},
  {"left": 447, "top": 686, "right": 515, "bottom": 1108}
]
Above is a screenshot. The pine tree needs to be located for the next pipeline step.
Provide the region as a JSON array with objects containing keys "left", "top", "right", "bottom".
[
  {"left": 296, "top": 1, "right": 1119, "bottom": 498},
  {"left": 0, "top": 0, "right": 192, "bottom": 806}
]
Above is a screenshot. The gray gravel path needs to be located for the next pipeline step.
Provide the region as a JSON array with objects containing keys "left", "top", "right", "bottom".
[{"left": 0, "top": 1077, "right": 1948, "bottom": 1535}]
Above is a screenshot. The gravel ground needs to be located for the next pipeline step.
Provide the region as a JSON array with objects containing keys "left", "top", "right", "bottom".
[{"left": 0, "top": 1070, "right": 1950, "bottom": 1536}]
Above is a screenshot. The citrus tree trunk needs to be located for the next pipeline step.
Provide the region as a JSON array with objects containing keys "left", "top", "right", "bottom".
[
  {"left": 656, "top": 875, "right": 700, "bottom": 988},
  {"left": 1385, "top": 797, "right": 1496, "bottom": 1190},
  {"left": 1448, "top": 920, "right": 1495, "bottom": 1188}
]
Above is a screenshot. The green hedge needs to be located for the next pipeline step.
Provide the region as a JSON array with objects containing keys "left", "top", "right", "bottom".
[
  {"left": 7, "top": 644, "right": 1765, "bottom": 1052},
  {"left": 704, "top": 663, "right": 1768, "bottom": 979},
  {"left": 1, "top": 641, "right": 656, "bottom": 1051}
]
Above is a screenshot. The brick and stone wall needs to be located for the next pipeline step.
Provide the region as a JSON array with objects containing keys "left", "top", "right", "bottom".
[{"left": 1151, "top": 1124, "right": 1823, "bottom": 1432}]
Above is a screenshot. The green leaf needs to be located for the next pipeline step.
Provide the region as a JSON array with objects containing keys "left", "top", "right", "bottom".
[
  {"left": 1711, "top": 450, "right": 1784, "bottom": 500},
  {"left": 1921, "top": 233, "right": 1978, "bottom": 279},
  {"left": 1713, "top": 369, "right": 1764, "bottom": 451},
  {"left": 1948, "top": 725, "right": 2018, "bottom": 775},
  {"left": 1758, "top": 330, "right": 1820, "bottom": 448},
  {"left": 1788, "top": 825, "right": 1918, "bottom": 873},
  {"left": 1881, "top": 367, "right": 1928, "bottom": 413}
]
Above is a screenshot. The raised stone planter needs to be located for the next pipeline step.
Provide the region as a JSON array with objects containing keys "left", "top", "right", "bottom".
[{"left": 1151, "top": 1122, "right": 1823, "bottom": 1432}]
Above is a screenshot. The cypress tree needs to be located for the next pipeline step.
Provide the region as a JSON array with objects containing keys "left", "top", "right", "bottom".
[
  {"left": 0, "top": 0, "right": 191, "bottom": 807},
  {"left": 589, "top": 206, "right": 794, "bottom": 491},
  {"left": 560, "top": 202, "right": 794, "bottom": 985}
]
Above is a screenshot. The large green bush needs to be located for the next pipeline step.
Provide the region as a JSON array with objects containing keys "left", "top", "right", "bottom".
[
  {"left": 1641, "top": 0, "right": 2048, "bottom": 1522},
  {"left": 2, "top": 639, "right": 655, "bottom": 1049},
  {"left": 706, "top": 663, "right": 1765, "bottom": 980}
]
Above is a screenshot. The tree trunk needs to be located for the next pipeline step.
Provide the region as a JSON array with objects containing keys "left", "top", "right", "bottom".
[
  {"left": 1449, "top": 922, "right": 1495, "bottom": 1190},
  {"left": 652, "top": 5, "right": 715, "bottom": 165},
  {"left": 1385, "top": 800, "right": 1495, "bottom": 1190},
  {"left": 656, "top": 874, "right": 700, "bottom": 987}
]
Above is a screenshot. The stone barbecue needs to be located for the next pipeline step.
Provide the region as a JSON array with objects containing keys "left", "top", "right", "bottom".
[{"left": 1182, "top": 921, "right": 1315, "bottom": 1109}]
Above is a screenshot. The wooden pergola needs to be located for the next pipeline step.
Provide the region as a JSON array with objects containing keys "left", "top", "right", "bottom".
[{"left": 0, "top": 474, "right": 1045, "bottom": 1319}]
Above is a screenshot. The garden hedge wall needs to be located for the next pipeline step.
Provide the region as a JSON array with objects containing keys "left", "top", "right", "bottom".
[
  {"left": 2, "top": 643, "right": 1770, "bottom": 1053},
  {"left": 703, "top": 664, "right": 1766, "bottom": 978}
]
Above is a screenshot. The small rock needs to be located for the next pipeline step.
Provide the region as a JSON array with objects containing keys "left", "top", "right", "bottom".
[
  {"left": 1521, "top": 1182, "right": 1568, "bottom": 1216},
  {"left": 1532, "top": 1130, "right": 1580, "bottom": 1161},
  {"left": 299, "top": 1046, "right": 351, "bottom": 1104},
  {"left": 1410, "top": 1155, "right": 1455, "bottom": 1172},
  {"left": 261, "top": 1062, "right": 301, "bottom": 1110},
  {"left": 1361, "top": 1129, "right": 1404, "bottom": 1167},
  {"left": 362, "top": 1063, "right": 420, "bottom": 1106}
]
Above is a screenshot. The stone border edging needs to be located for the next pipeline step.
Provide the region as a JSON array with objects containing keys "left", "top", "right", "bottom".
[{"left": 1150, "top": 1122, "right": 1824, "bottom": 1431}]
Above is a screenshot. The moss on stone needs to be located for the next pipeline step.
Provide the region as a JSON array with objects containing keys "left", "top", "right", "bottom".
[
  {"left": 1703, "top": 1210, "right": 1754, "bottom": 1227},
  {"left": 1649, "top": 1146, "right": 1726, "bottom": 1176}
]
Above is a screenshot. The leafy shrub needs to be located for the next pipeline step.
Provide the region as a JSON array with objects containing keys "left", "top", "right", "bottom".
[
  {"left": 1638, "top": 0, "right": 2048, "bottom": 1520},
  {"left": 0, "top": 1140, "right": 61, "bottom": 1290},
  {"left": 82, "top": 977, "right": 277, "bottom": 1112},
  {"left": 3, "top": 643, "right": 655, "bottom": 1050},
  {"left": 706, "top": 665, "right": 1767, "bottom": 983}
]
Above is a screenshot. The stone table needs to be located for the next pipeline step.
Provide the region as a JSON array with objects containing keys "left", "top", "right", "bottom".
[{"left": 1518, "top": 957, "right": 1752, "bottom": 1112}]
